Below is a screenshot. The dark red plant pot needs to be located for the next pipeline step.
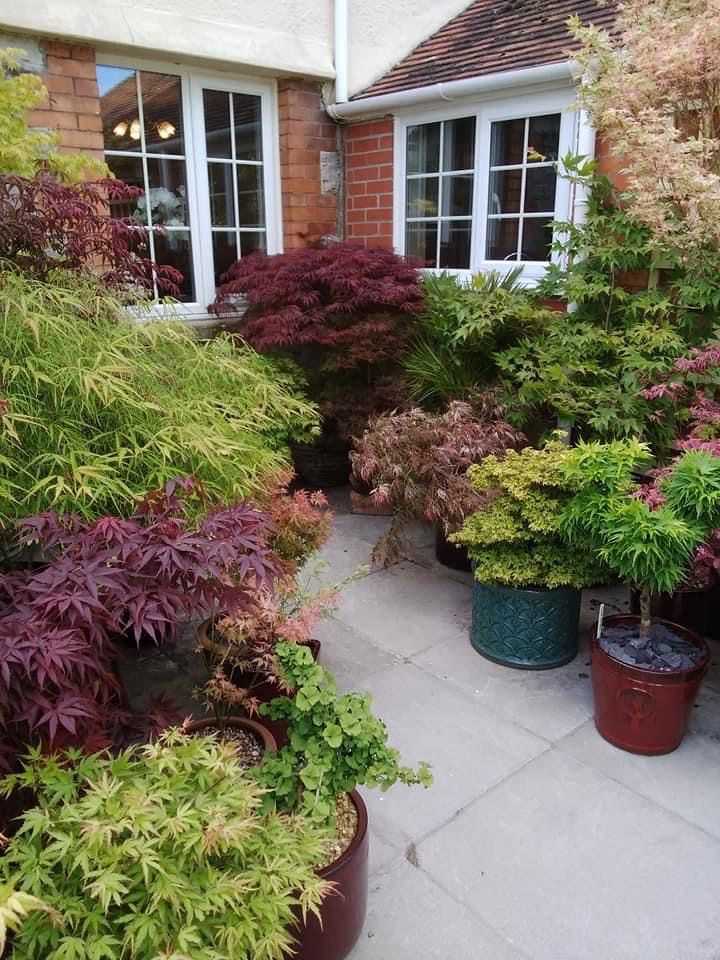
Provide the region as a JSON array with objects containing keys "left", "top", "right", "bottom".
[
  {"left": 182, "top": 715, "right": 278, "bottom": 755},
  {"left": 434, "top": 526, "right": 472, "bottom": 572},
  {"left": 591, "top": 614, "right": 710, "bottom": 755},
  {"left": 291, "top": 790, "right": 369, "bottom": 960},
  {"left": 629, "top": 585, "right": 720, "bottom": 642},
  {"left": 291, "top": 442, "right": 351, "bottom": 488}
]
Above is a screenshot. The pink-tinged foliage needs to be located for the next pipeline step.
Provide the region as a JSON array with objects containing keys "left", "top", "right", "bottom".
[
  {"left": 0, "top": 173, "right": 182, "bottom": 295},
  {"left": 0, "top": 478, "right": 277, "bottom": 769},
  {"left": 255, "top": 469, "right": 332, "bottom": 572},
  {"left": 351, "top": 397, "right": 525, "bottom": 565}
]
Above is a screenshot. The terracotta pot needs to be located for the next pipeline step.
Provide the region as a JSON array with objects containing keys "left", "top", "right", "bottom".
[
  {"left": 591, "top": 614, "right": 709, "bottom": 755},
  {"left": 182, "top": 715, "right": 278, "bottom": 755},
  {"left": 291, "top": 441, "right": 350, "bottom": 488},
  {"left": 291, "top": 790, "right": 369, "bottom": 960},
  {"left": 629, "top": 585, "right": 720, "bottom": 642},
  {"left": 349, "top": 489, "right": 393, "bottom": 516},
  {"left": 434, "top": 526, "right": 471, "bottom": 572}
]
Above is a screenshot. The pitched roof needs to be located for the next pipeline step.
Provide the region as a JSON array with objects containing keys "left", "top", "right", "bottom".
[{"left": 355, "top": 0, "right": 618, "bottom": 100}]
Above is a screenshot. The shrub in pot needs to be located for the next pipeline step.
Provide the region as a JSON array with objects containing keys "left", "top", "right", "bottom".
[
  {"left": 350, "top": 397, "right": 525, "bottom": 568},
  {"left": 560, "top": 441, "right": 720, "bottom": 753},
  {"left": 211, "top": 243, "right": 425, "bottom": 473},
  {"left": 0, "top": 732, "right": 330, "bottom": 960},
  {"left": 452, "top": 440, "right": 609, "bottom": 669},
  {"left": 249, "top": 643, "right": 432, "bottom": 960}
]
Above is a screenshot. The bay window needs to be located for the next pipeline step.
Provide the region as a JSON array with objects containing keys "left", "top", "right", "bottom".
[{"left": 97, "top": 58, "right": 280, "bottom": 314}]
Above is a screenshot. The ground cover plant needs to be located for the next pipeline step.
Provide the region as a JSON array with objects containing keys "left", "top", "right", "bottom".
[
  {"left": 212, "top": 243, "right": 424, "bottom": 437},
  {"left": 0, "top": 732, "right": 330, "bottom": 960}
]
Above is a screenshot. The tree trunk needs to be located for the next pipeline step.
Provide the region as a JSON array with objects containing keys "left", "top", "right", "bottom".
[{"left": 639, "top": 587, "right": 652, "bottom": 639}]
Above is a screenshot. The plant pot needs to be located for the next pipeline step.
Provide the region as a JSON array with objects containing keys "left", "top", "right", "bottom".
[
  {"left": 182, "top": 715, "right": 277, "bottom": 756},
  {"left": 470, "top": 580, "right": 581, "bottom": 669},
  {"left": 291, "top": 441, "right": 350, "bottom": 488},
  {"left": 291, "top": 789, "right": 369, "bottom": 960},
  {"left": 349, "top": 489, "right": 393, "bottom": 516},
  {"left": 629, "top": 585, "right": 720, "bottom": 642},
  {"left": 590, "top": 614, "right": 709, "bottom": 755},
  {"left": 434, "top": 526, "right": 471, "bottom": 572}
]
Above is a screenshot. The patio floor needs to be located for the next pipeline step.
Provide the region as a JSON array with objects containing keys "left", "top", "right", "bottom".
[{"left": 120, "top": 489, "right": 720, "bottom": 960}]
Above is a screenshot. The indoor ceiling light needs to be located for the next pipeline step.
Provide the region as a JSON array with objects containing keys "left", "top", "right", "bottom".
[
  {"left": 129, "top": 118, "right": 141, "bottom": 140},
  {"left": 156, "top": 120, "right": 176, "bottom": 140},
  {"left": 112, "top": 120, "right": 129, "bottom": 137}
]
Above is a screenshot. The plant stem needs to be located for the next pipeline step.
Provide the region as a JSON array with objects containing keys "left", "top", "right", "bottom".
[{"left": 639, "top": 587, "right": 652, "bottom": 639}]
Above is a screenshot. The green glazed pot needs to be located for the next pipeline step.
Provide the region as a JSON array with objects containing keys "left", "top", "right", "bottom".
[{"left": 470, "top": 580, "right": 581, "bottom": 670}]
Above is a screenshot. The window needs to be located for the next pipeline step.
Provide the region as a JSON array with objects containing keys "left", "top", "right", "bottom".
[
  {"left": 97, "top": 60, "right": 279, "bottom": 313},
  {"left": 397, "top": 92, "right": 577, "bottom": 281}
]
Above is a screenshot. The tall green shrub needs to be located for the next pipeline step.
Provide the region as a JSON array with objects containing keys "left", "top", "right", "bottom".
[{"left": 0, "top": 271, "right": 317, "bottom": 528}]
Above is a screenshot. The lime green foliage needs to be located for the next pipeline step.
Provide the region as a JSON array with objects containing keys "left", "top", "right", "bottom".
[
  {"left": 0, "top": 886, "right": 59, "bottom": 957},
  {"left": 0, "top": 733, "right": 329, "bottom": 960},
  {"left": 404, "top": 269, "right": 551, "bottom": 407},
  {"left": 561, "top": 442, "right": 720, "bottom": 598},
  {"left": 0, "top": 48, "right": 107, "bottom": 181},
  {"left": 496, "top": 159, "right": 711, "bottom": 446},
  {"left": 257, "top": 643, "right": 432, "bottom": 827},
  {"left": 453, "top": 440, "right": 609, "bottom": 589},
  {"left": 0, "top": 271, "right": 317, "bottom": 526}
]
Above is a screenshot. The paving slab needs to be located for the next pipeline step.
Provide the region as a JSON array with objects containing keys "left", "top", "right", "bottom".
[
  {"left": 313, "top": 616, "right": 400, "bottom": 691},
  {"left": 417, "top": 749, "right": 720, "bottom": 960},
  {"left": 331, "top": 560, "right": 473, "bottom": 659},
  {"left": 351, "top": 859, "right": 529, "bottom": 960},
  {"left": 358, "top": 660, "right": 548, "bottom": 840}
]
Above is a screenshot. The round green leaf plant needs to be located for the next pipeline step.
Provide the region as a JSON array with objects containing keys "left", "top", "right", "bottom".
[
  {"left": 560, "top": 440, "right": 720, "bottom": 637},
  {"left": 0, "top": 732, "right": 330, "bottom": 960},
  {"left": 256, "top": 643, "right": 432, "bottom": 827},
  {"left": 452, "top": 439, "right": 609, "bottom": 589}
]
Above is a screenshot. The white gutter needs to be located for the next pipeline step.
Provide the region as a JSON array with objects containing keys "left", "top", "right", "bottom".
[
  {"left": 326, "top": 59, "right": 578, "bottom": 121},
  {"left": 334, "top": 0, "right": 349, "bottom": 104}
]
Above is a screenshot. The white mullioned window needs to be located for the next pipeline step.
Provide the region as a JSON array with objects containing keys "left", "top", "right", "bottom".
[
  {"left": 96, "top": 57, "right": 282, "bottom": 316},
  {"left": 394, "top": 89, "right": 581, "bottom": 283}
]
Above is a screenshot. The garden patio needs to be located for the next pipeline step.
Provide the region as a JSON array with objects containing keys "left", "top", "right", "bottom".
[{"left": 119, "top": 492, "right": 720, "bottom": 960}]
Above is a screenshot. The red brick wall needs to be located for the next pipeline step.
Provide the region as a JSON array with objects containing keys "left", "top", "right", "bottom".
[
  {"left": 345, "top": 118, "right": 394, "bottom": 248},
  {"left": 27, "top": 41, "right": 104, "bottom": 163},
  {"left": 277, "top": 79, "right": 339, "bottom": 249},
  {"left": 594, "top": 134, "right": 630, "bottom": 193}
]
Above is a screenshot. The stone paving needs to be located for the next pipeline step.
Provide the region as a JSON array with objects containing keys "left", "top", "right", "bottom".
[{"left": 120, "top": 489, "right": 720, "bottom": 960}]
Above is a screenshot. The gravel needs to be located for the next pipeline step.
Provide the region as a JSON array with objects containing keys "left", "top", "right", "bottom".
[{"left": 600, "top": 622, "right": 704, "bottom": 672}]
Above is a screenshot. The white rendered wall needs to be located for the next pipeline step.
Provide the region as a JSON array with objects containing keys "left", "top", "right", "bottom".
[{"left": 0, "top": 0, "right": 470, "bottom": 93}]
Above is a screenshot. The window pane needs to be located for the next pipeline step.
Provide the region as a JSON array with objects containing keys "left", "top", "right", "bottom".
[
  {"left": 104, "top": 155, "right": 145, "bottom": 220},
  {"left": 407, "top": 123, "right": 440, "bottom": 174},
  {"left": 406, "top": 222, "right": 438, "bottom": 266},
  {"left": 439, "top": 221, "right": 471, "bottom": 269},
  {"left": 443, "top": 117, "right": 475, "bottom": 171},
  {"left": 145, "top": 158, "right": 189, "bottom": 226},
  {"left": 406, "top": 177, "right": 438, "bottom": 218},
  {"left": 153, "top": 230, "right": 194, "bottom": 301},
  {"left": 204, "top": 89, "right": 232, "bottom": 159},
  {"left": 521, "top": 218, "right": 553, "bottom": 261},
  {"left": 490, "top": 118, "right": 526, "bottom": 166},
  {"left": 208, "top": 162, "right": 235, "bottom": 227},
  {"left": 236, "top": 165, "right": 265, "bottom": 227},
  {"left": 212, "top": 231, "right": 239, "bottom": 287},
  {"left": 141, "top": 71, "right": 185, "bottom": 155},
  {"left": 488, "top": 169, "right": 522, "bottom": 215},
  {"left": 524, "top": 166, "right": 557, "bottom": 213},
  {"left": 233, "top": 94, "right": 263, "bottom": 161},
  {"left": 442, "top": 175, "right": 473, "bottom": 217},
  {"left": 240, "top": 231, "right": 267, "bottom": 257},
  {"left": 486, "top": 218, "right": 519, "bottom": 260},
  {"left": 98, "top": 65, "right": 141, "bottom": 152},
  {"left": 528, "top": 114, "right": 561, "bottom": 162}
]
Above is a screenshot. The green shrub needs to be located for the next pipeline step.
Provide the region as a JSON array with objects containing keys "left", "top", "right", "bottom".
[
  {"left": 0, "top": 733, "right": 329, "bottom": 960},
  {"left": 453, "top": 440, "right": 609, "bottom": 589},
  {"left": 0, "top": 271, "right": 317, "bottom": 528}
]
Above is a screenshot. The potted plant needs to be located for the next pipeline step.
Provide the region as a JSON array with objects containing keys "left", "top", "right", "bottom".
[
  {"left": 560, "top": 440, "right": 720, "bottom": 754},
  {"left": 452, "top": 440, "right": 609, "bottom": 669},
  {"left": 350, "top": 397, "right": 525, "bottom": 568},
  {"left": 250, "top": 643, "right": 432, "bottom": 960},
  {"left": 0, "top": 732, "right": 330, "bottom": 960},
  {"left": 211, "top": 243, "right": 425, "bottom": 484}
]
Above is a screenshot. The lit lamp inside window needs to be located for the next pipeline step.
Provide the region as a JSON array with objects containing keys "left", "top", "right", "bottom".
[{"left": 111, "top": 119, "right": 176, "bottom": 140}]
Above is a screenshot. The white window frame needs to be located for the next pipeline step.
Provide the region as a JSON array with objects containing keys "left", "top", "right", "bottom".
[
  {"left": 97, "top": 53, "right": 283, "bottom": 320},
  {"left": 393, "top": 87, "right": 584, "bottom": 285}
]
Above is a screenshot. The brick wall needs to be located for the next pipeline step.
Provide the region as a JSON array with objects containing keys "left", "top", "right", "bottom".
[
  {"left": 27, "top": 41, "right": 104, "bottom": 162},
  {"left": 277, "top": 79, "right": 339, "bottom": 249},
  {"left": 594, "top": 134, "right": 630, "bottom": 193},
  {"left": 345, "top": 118, "right": 394, "bottom": 248}
]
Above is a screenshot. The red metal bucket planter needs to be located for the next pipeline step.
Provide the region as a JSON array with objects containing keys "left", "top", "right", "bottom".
[
  {"left": 290, "top": 790, "right": 369, "bottom": 960},
  {"left": 590, "top": 614, "right": 710, "bottom": 755}
]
